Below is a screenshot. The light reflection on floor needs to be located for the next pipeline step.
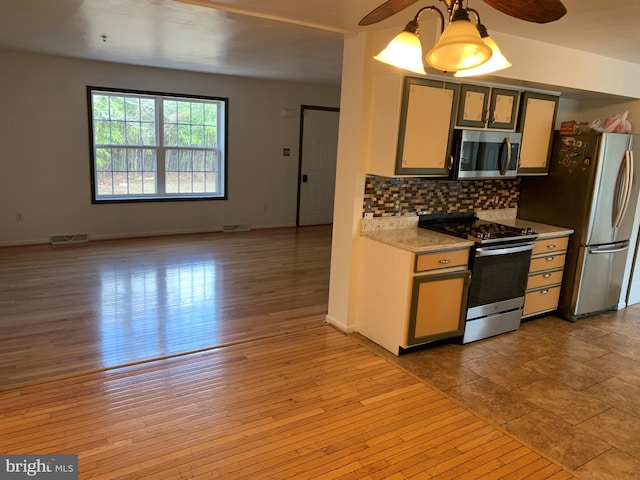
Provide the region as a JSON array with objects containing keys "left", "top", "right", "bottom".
[{"left": 98, "top": 260, "right": 221, "bottom": 366}]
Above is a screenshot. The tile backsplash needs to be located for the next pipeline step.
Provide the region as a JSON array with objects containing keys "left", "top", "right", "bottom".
[{"left": 364, "top": 175, "right": 520, "bottom": 216}]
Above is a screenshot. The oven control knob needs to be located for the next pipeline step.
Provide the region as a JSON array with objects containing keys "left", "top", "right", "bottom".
[{"left": 521, "top": 227, "right": 533, "bottom": 235}]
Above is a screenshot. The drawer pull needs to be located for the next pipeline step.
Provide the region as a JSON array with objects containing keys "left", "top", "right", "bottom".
[
  {"left": 541, "top": 289, "right": 549, "bottom": 294},
  {"left": 440, "top": 259, "right": 451, "bottom": 264},
  {"left": 543, "top": 273, "right": 552, "bottom": 278},
  {"left": 547, "top": 244, "right": 556, "bottom": 249},
  {"left": 545, "top": 257, "right": 555, "bottom": 261}
]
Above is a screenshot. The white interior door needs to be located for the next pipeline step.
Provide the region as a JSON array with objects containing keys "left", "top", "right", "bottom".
[{"left": 298, "top": 107, "right": 339, "bottom": 226}]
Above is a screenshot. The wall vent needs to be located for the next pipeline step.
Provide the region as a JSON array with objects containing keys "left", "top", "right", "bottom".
[
  {"left": 50, "top": 234, "right": 89, "bottom": 245},
  {"left": 222, "top": 224, "right": 251, "bottom": 233}
]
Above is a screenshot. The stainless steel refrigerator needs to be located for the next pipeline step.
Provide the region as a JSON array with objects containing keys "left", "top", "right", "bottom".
[{"left": 518, "top": 132, "right": 638, "bottom": 321}]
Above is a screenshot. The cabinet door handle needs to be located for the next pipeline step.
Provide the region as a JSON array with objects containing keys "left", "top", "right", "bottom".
[
  {"left": 547, "top": 244, "right": 556, "bottom": 249},
  {"left": 541, "top": 289, "right": 549, "bottom": 295},
  {"left": 440, "top": 259, "right": 451, "bottom": 264},
  {"left": 543, "top": 273, "right": 552, "bottom": 278}
]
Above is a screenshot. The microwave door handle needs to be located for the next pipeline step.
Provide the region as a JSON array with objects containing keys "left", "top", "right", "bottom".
[{"left": 499, "top": 137, "right": 511, "bottom": 176}]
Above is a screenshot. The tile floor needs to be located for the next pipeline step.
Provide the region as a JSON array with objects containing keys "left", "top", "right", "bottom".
[{"left": 355, "top": 304, "right": 640, "bottom": 480}]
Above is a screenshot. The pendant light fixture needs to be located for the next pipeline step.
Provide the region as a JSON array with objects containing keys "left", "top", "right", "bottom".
[
  {"left": 373, "top": 7, "right": 444, "bottom": 75},
  {"left": 454, "top": 9, "right": 511, "bottom": 77},
  {"left": 426, "top": 6, "right": 492, "bottom": 72},
  {"left": 374, "top": 0, "right": 508, "bottom": 76}
]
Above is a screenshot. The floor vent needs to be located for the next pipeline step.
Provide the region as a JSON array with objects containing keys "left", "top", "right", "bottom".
[
  {"left": 50, "top": 234, "right": 89, "bottom": 245},
  {"left": 222, "top": 224, "right": 251, "bottom": 233}
]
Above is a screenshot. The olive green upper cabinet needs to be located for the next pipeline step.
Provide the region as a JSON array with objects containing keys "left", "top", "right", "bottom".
[
  {"left": 517, "top": 92, "right": 559, "bottom": 175},
  {"left": 395, "top": 77, "right": 460, "bottom": 176},
  {"left": 456, "top": 84, "right": 519, "bottom": 130}
]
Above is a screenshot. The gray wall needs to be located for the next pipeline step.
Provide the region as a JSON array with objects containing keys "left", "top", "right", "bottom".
[{"left": 0, "top": 49, "right": 341, "bottom": 245}]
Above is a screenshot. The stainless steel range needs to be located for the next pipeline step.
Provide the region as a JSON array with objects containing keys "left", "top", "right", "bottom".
[{"left": 419, "top": 214, "right": 537, "bottom": 343}]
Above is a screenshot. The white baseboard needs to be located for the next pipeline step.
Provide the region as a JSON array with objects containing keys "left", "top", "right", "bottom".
[{"left": 325, "top": 314, "right": 355, "bottom": 333}]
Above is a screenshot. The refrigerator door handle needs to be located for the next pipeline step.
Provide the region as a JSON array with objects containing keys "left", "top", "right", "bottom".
[
  {"left": 613, "top": 150, "right": 633, "bottom": 229},
  {"left": 588, "top": 242, "right": 629, "bottom": 254}
]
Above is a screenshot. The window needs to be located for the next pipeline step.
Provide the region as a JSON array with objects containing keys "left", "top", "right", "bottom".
[{"left": 88, "top": 87, "right": 227, "bottom": 202}]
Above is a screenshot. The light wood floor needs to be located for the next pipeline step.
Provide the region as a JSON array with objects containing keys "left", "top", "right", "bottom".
[
  {"left": 0, "top": 227, "right": 578, "bottom": 479},
  {"left": 0, "top": 227, "right": 330, "bottom": 389}
]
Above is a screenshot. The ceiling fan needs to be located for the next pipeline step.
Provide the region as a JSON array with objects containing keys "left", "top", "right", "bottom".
[{"left": 359, "top": 0, "right": 567, "bottom": 26}]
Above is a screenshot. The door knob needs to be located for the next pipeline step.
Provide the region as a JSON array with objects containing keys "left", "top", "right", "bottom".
[{"left": 302, "top": 174, "right": 308, "bottom": 182}]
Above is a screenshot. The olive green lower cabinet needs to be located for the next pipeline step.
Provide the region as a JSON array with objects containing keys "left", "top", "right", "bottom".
[{"left": 358, "top": 237, "right": 471, "bottom": 355}]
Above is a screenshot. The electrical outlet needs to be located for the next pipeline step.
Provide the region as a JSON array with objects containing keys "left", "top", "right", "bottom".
[{"left": 364, "top": 212, "right": 373, "bottom": 219}]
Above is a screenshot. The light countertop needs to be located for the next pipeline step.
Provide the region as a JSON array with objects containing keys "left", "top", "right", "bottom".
[
  {"left": 495, "top": 218, "right": 574, "bottom": 239},
  {"left": 360, "top": 211, "right": 573, "bottom": 254}
]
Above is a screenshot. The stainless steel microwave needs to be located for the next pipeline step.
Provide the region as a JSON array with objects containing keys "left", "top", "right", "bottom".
[{"left": 452, "top": 129, "right": 521, "bottom": 180}]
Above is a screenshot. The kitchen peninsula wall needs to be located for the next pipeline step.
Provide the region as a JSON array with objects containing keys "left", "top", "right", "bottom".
[{"left": 363, "top": 175, "right": 519, "bottom": 216}]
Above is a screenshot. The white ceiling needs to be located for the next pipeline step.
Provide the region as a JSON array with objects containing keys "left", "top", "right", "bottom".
[{"left": 1, "top": 0, "right": 639, "bottom": 89}]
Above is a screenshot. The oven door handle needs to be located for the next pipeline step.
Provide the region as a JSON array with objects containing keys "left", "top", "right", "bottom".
[{"left": 475, "top": 242, "right": 535, "bottom": 257}]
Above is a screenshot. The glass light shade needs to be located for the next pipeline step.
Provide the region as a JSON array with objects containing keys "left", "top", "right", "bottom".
[
  {"left": 374, "top": 30, "right": 426, "bottom": 74},
  {"left": 454, "top": 36, "right": 511, "bottom": 77},
  {"left": 426, "top": 18, "right": 492, "bottom": 72}
]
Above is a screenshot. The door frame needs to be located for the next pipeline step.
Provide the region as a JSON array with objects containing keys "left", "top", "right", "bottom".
[{"left": 296, "top": 104, "right": 340, "bottom": 226}]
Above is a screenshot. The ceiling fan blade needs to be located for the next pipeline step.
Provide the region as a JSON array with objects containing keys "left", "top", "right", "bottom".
[
  {"left": 358, "top": 0, "right": 419, "bottom": 26},
  {"left": 482, "top": 0, "right": 567, "bottom": 23}
]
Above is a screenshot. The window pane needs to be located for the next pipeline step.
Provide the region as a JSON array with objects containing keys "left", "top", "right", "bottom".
[
  {"left": 193, "top": 151, "right": 205, "bottom": 171},
  {"left": 178, "top": 125, "right": 190, "bottom": 147},
  {"left": 97, "top": 172, "right": 114, "bottom": 195},
  {"left": 143, "top": 172, "right": 157, "bottom": 193},
  {"left": 164, "top": 100, "right": 177, "bottom": 123},
  {"left": 126, "top": 122, "right": 141, "bottom": 145},
  {"left": 128, "top": 149, "right": 142, "bottom": 171},
  {"left": 93, "top": 95, "right": 110, "bottom": 120},
  {"left": 109, "top": 96, "right": 125, "bottom": 121},
  {"left": 166, "top": 172, "right": 179, "bottom": 193},
  {"left": 113, "top": 172, "right": 128, "bottom": 194},
  {"left": 204, "top": 126, "right": 217, "bottom": 148},
  {"left": 192, "top": 172, "right": 205, "bottom": 192},
  {"left": 127, "top": 172, "right": 143, "bottom": 194},
  {"left": 141, "top": 99, "right": 155, "bottom": 122},
  {"left": 179, "top": 172, "right": 193, "bottom": 192},
  {"left": 177, "top": 102, "right": 190, "bottom": 123},
  {"left": 111, "top": 121, "right": 125, "bottom": 145},
  {"left": 125, "top": 97, "right": 140, "bottom": 121},
  {"left": 204, "top": 104, "right": 217, "bottom": 125},
  {"left": 205, "top": 151, "right": 217, "bottom": 171},
  {"left": 96, "top": 148, "right": 112, "bottom": 171},
  {"left": 164, "top": 123, "right": 177, "bottom": 147},
  {"left": 191, "top": 125, "right": 204, "bottom": 147},
  {"left": 166, "top": 149, "right": 179, "bottom": 172},
  {"left": 143, "top": 149, "right": 156, "bottom": 171},
  {"left": 191, "top": 103, "right": 204, "bottom": 124},
  {"left": 112, "top": 148, "right": 126, "bottom": 171},
  {"left": 141, "top": 122, "right": 156, "bottom": 145},
  {"left": 179, "top": 151, "right": 192, "bottom": 171},
  {"left": 206, "top": 172, "right": 217, "bottom": 192}
]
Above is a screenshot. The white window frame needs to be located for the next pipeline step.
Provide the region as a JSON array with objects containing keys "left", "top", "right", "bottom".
[{"left": 88, "top": 87, "right": 227, "bottom": 203}]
